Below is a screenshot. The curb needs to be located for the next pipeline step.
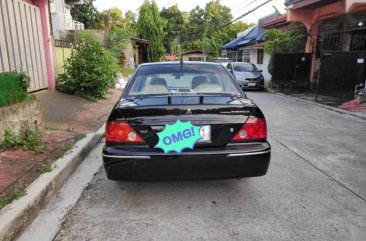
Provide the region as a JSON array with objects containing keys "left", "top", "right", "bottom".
[
  {"left": 0, "top": 124, "right": 105, "bottom": 241},
  {"left": 264, "top": 88, "right": 366, "bottom": 121}
]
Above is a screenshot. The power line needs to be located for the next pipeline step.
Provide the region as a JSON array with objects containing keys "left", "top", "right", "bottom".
[
  {"left": 179, "top": 0, "right": 273, "bottom": 42},
  {"left": 231, "top": 0, "right": 257, "bottom": 16},
  {"left": 209, "top": 0, "right": 273, "bottom": 35}
]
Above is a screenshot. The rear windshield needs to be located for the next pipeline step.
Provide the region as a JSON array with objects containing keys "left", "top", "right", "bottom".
[
  {"left": 125, "top": 63, "right": 242, "bottom": 97},
  {"left": 234, "top": 63, "right": 258, "bottom": 72}
]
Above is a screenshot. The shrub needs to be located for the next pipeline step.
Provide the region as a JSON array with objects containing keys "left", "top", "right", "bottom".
[
  {"left": 0, "top": 72, "right": 31, "bottom": 107},
  {"left": 57, "top": 31, "right": 120, "bottom": 101}
]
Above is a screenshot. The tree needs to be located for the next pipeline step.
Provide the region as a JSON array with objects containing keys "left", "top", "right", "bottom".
[
  {"left": 101, "top": 7, "right": 124, "bottom": 31},
  {"left": 124, "top": 10, "right": 137, "bottom": 31},
  {"left": 160, "top": 5, "right": 184, "bottom": 54},
  {"left": 137, "top": 0, "right": 165, "bottom": 61},
  {"left": 70, "top": 0, "right": 102, "bottom": 29}
]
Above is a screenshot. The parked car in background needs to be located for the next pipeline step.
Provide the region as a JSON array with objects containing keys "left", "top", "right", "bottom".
[
  {"left": 227, "top": 62, "right": 264, "bottom": 90},
  {"left": 103, "top": 62, "right": 271, "bottom": 181}
]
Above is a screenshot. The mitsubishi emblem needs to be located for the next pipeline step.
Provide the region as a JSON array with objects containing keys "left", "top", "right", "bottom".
[{"left": 186, "top": 108, "right": 192, "bottom": 115}]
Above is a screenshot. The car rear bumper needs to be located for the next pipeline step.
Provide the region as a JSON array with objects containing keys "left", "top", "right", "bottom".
[
  {"left": 239, "top": 80, "right": 264, "bottom": 90},
  {"left": 103, "top": 142, "right": 271, "bottom": 181}
]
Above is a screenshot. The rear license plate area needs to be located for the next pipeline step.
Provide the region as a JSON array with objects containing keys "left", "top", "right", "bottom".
[{"left": 198, "top": 125, "right": 211, "bottom": 143}]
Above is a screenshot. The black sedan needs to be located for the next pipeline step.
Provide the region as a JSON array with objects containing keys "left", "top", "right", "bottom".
[
  {"left": 103, "top": 62, "right": 270, "bottom": 181},
  {"left": 227, "top": 62, "right": 265, "bottom": 90}
]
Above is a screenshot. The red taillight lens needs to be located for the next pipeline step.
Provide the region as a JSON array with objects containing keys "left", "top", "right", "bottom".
[
  {"left": 232, "top": 117, "right": 267, "bottom": 141},
  {"left": 105, "top": 121, "right": 144, "bottom": 143}
]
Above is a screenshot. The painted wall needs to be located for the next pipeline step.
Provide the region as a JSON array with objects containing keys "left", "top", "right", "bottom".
[
  {"left": 249, "top": 49, "right": 272, "bottom": 82},
  {"left": 55, "top": 47, "right": 72, "bottom": 75}
]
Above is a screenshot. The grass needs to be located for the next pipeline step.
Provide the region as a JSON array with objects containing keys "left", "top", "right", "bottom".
[
  {"left": 77, "top": 133, "right": 87, "bottom": 141},
  {"left": 0, "top": 72, "right": 31, "bottom": 107},
  {"left": 38, "top": 164, "right": 53, "bottom": 173},
  {"left": 0, "top": 189, "right": 26, "bottom": 207}
]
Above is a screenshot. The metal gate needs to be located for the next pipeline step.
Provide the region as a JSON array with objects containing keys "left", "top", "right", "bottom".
[
  {"left": 0, "top": 0, "right": 48, "bottom": 91},
  {"left": 316, "top": 51, "right": 366, "bottom": 102},
  {"left": 272, "top": 53, "right": 312, "bottom": 89}
]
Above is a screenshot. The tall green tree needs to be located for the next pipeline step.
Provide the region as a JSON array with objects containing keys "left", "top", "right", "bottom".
[
  {"left": 137, "top": 0, "right": 165, "bottom": 61},
  {"left": 160, "top": 5, "right": 184, "bottom": 54},
  {"left": 180, "top": 6, "right": 205, "bottom": 51},
  {"left": 70, "top": 0, "right": 102, "bottom": 29}
]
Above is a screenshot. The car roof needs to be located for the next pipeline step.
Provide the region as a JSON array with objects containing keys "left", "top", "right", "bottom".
[{"left": 139, "top": 61, "right": 222, "bottom": 67}]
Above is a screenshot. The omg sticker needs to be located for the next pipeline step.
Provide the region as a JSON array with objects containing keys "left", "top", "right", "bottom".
[{"left": 154, "top": 120, "right": 202, "bottom": 154}]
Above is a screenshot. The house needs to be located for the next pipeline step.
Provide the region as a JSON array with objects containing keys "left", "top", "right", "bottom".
[
  {"left": 221, "top": 14, "right": 284, "bottom": 82},
  {"left": 182, "top": 50, "right": 207, "bottom": 62},
  {"left": 0, "top": 0, "right": 55, "bottom": 90},
  {"left": 49, "top": 0, "right": 86, "bottom": 41},
  {"left": 286, "top": 0, "right": 366, "bottom": 93},
  {"left": 221, "top": 26, "right": 258, "bottom": 62}
]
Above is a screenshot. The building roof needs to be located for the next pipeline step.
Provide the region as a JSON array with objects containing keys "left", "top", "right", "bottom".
[
  {"left": 222, "top": 26, "right": 260, "bottom": 49},
  {"left": 261, "top": 14, "right": 288, "bottom": 29},
  {"left": 243, "top": 42, "right": 265, "bottom": 50},
  {"left": 163, "top": 55, "right": 177, "bottom": 61},
  {"left": 131, "top": 38, "right": 149, "bottom": 45},
  {"left": 183, "top": 49, "right": 205, "bottom": 55}
]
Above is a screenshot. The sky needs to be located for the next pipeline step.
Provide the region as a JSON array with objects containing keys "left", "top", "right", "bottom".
[{"left": 93, "top": 0, "right": 286, "bottom": 24}]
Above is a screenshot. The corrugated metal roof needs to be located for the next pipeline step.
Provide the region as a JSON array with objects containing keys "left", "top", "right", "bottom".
[{"left": 222, "top": 26, "right": 259, "bottom": 49}]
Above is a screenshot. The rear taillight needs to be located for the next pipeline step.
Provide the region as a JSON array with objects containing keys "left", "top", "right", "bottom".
[
  {"left": 232, "top": 117, "right": 267, "bottom": 141},
  {"left": 105, "top": 121, "right": 144, "bottom": 143}
]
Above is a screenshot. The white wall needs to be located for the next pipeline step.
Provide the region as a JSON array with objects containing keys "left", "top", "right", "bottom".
[
  {"left": 250, "top": 49, "right": 272, "bottom": 83},
  {"left": 50, "top": 0, "right": 66, "bottom": 40}
]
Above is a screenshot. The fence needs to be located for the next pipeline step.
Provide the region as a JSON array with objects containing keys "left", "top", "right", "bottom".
[
  {"left": 0, "top": 0, "right": 48, "bottom": 92},
  {"left": 272, "top": 53, "right": 312, "bottom": 89},
  {"left": 316, "top": 51, "right": 366, "bottom": 102}
]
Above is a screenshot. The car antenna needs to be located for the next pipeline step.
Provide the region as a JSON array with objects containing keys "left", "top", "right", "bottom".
[{"left": 180, "top": 54, "right": 183, "bottom": 71}]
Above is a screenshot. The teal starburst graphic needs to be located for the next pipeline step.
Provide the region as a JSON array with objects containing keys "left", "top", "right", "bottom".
[{"left": 154, "top": 120, "right": 202, "bottom": 154}]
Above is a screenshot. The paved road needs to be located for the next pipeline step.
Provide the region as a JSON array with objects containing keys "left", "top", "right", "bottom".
[{"left": 22, "top": 92, "right": 366, "bottom": 241}]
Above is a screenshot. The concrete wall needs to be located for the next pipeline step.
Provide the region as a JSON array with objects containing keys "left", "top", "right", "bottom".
[
  {"left": 183, "top": 54, "right": 207, "bottom": 62},
  {"left": 250, "top": 49, "right": 272, "bottom": 82},
  {"left": 51, "top": 0, "right": 67, "bottom": 40},
  {"left": 0, "top": 98, "right": 44, "bottom": 140}
]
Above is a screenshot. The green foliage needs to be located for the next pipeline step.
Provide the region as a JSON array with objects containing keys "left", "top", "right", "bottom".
[
  {"left": 0, "top": 72, "right": 31, "bottom": 107},
  {"left": 264, "top": 23, "right": 307, "bottom": 54},
  {"left": 57, "top": 31, "right": 119, "bottom": 101},
  {"left": 71, "top": 0, "right": 102, "bottom": 29},
  {"left": 137, "top": 0, "right": 165, "bottom": 62},
  {"left": 0, "top": 128, "right": 47, "bottom": 153},
  {"left": 160, "top": 5, "right": 184, "bottom": 54},
  {"left": 0, "top": 189, "right": 26, "bottom": 207},
  {"left": 101, "top": 7, "right": 124, "bottom": 31},
  {"left": 264, "top": 23, "right": 307, "bottom": 76},
  {"left": 121, "top": 67, "right": 134, "bottom": 77},
  {"left": 107, "top": 28, "right": 132, "bottom": 60},
  {"left": 179, "top": 1, "right": 250, "bottom": 58},
  {"left": 101, "top": 8, "right": 137, "bottom": 32},
  {"left": 38, "top": 164, "right": 53, "bottom": 173}
]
